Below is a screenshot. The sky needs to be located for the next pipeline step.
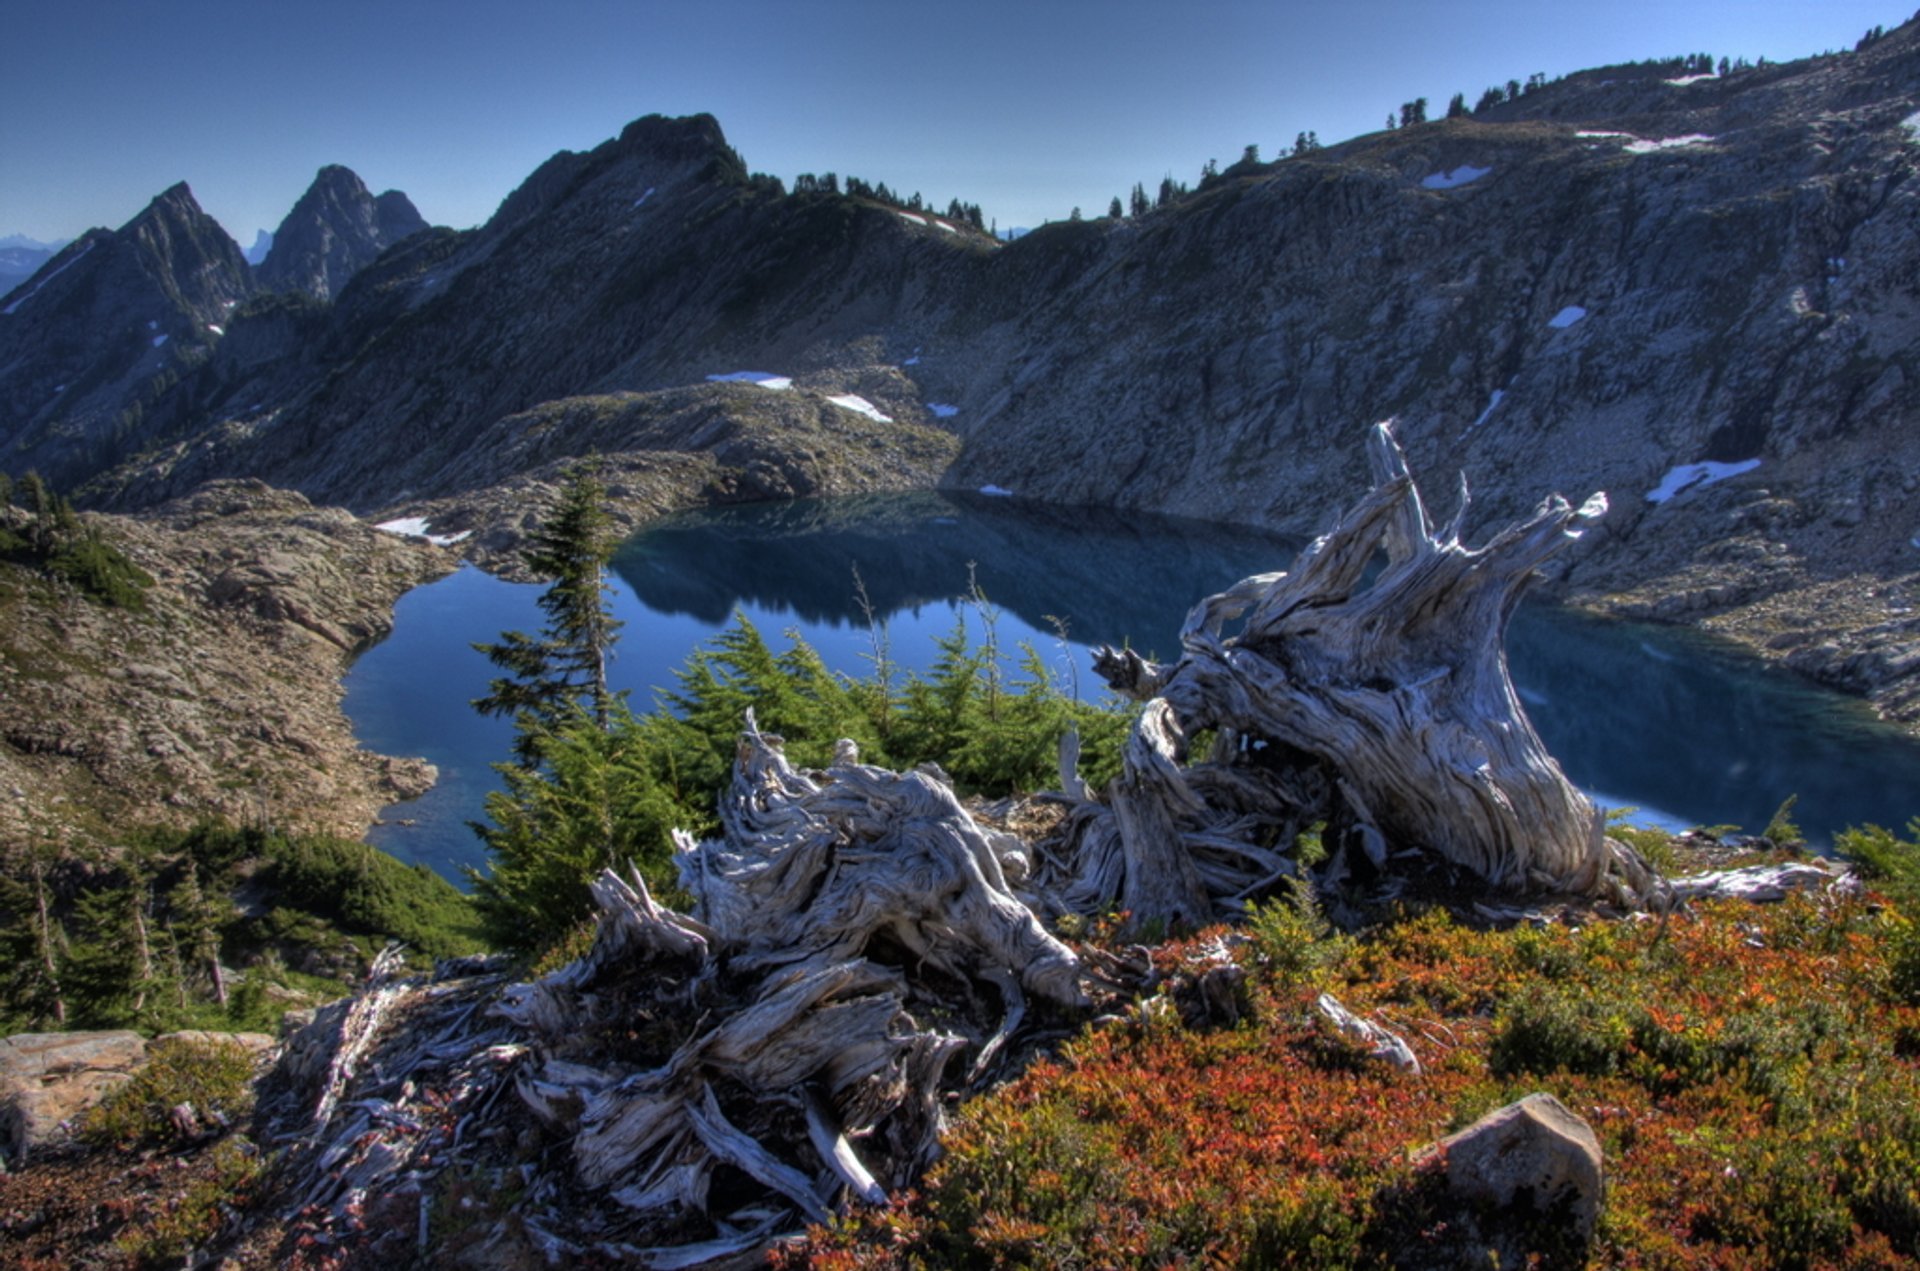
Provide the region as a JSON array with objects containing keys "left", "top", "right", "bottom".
[{"left": 3, "top": 0, "right": 1910, "bottom": 246}]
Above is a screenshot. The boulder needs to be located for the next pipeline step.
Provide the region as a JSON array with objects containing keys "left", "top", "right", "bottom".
[
  {"left": 1434, "top": 1092, "right": 1605, "bottom": 1241},
  {"left": 0, "top": 1030, "right": 147, "bottom": 1163}
]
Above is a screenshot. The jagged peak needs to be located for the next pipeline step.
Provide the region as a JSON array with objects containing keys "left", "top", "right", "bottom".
[
  {"left": 288, "top": 165, "right": 373, "bottom": 213},
  {"left": 127, "top": 181, "right": 205, "bottom": 228}
]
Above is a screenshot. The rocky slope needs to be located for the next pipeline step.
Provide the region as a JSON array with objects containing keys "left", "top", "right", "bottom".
[
  {"left": 0, "top": 484, "right": 452, "bottom": 850},
  {"left": 255, "top": 165, "right": 427, "bottom": 300},
  {"left": 0, "top": 185, "right": 255, "bottom": 489},
  {"left": 5, "top": 31, "right": 1920, "bottom": 726}
]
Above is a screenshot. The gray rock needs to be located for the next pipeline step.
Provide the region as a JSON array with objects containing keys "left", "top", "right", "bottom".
[
  {"left": 1434, "top": 1092, "right": 1605, "bottom": 1241},
  {"left": 0, "top": 1030, "right": 148, "bottom": 1163}
]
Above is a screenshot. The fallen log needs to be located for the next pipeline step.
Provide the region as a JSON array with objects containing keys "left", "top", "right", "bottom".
[{"left": 1043, "top": 422, "right": 1665, "bottom": 924}]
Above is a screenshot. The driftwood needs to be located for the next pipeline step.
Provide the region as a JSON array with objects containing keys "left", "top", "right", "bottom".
[
  {"left": 494, "top": 717, "right": 1092, "bottom": 1253},
  {"left": 1041, "top": 422, "right": 1664, "bottom": 925}
]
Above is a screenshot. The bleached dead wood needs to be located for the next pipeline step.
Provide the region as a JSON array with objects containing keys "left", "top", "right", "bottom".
[
  {"left": 1316, "top": 992, "right": 1421, "bottom": 1074},
  {"left": 1043, "top": 422, "right": 1665, "bottom": 924},
  {"left": 468, "top": 714, "right": 1090, "bottom": 1254}
]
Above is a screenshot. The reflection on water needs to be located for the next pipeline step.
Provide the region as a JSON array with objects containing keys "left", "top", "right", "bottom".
[{"left": 346, "top": 491, "right": 1920, "bottom": 884}]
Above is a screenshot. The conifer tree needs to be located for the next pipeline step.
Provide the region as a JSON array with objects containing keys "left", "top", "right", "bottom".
[
  {"left": 1130, "top": 182, "right": 1149, "bottom": 217},
  {"left": 473, "top": 466, "right": 623, "bottom": 761},
  {"left": 1108, "top": 196, "right": 1123, "bottom": 219},
  {"left": 1447, "top": 92, "right": 1468, "bottom": 118}
]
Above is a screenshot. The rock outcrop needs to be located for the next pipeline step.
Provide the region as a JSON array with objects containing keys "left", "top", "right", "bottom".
[
  {"left": 256, "top": 165, "right": 427, "bottom": 301},
  {"left": 0, "top": 483, "right": 453, "bottom": 850},
  {"left": 0, "top": 1030, "right": 275, "bottom": 1165}
]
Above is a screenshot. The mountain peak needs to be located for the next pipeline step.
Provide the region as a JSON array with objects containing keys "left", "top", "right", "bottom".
[
  {"left": 258, "top": 167, "right": 428, "bottom": 300},
  {"left": 614, "top": 112, "right": 732, "bottom": 163}
]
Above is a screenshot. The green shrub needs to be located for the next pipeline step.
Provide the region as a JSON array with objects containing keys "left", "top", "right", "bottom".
[
  {"left": 1245, "top": 875, "right": 1350, "bottom": 991},
  {"left": 1838, "top": 820, "right": 1920, "bottom": 908},
  {"left": 114, "top": 1137, "right": 263, "bottom": 1265},
  {"left": 263, "top": 832, "right": 485, "bottom": 960},
  {"left": 81, "top": 1037, "right": 257, "bottom": 1151}
]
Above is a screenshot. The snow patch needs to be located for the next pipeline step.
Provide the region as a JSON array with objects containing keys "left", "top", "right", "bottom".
[
  {"left": 1575, "top": 130, "right": 1633, "bottom": 139},
  {"left": 634, "top": 187, "right": 655, "bottom": 208},
  {"left": 1548, "top": 305, "right": 1588, "bottom": 328},
  {"left": 902, "top": 356, "right": 920, "bottom": 366},
  {"left": 1461, "top": 388, "right": 1506, "bottom": 438},
  {"left": 152, "top": 334, "right": 168, "bottom": 347},
  {"left": 2, "top": 240, "right": 94, "bottom": 315},
  {"left": 1903, "top": 110, "right": 1920, "bottom": 141},
  {"left": 1645, "top": 458, "right": 1762, "bottom": 504},
  {"left": 933, "top": 220, "right": 958, "bottom": 234},
  {"left": 1663, "top": 72, "right": 1717, "bottom": 86},
  {"left": 927, "top": 403, "right": 959, "bottom": 418},
  {"left": 826, "top": 393, "right": 892, "bottom": 423},
  {"left": 978, "top": 485, "right": 1014, "bottom": 497},
  {"left": 207, "top": 324, "right": 224, "bottom": 335},
  {"left": 1623, "top": 134, "right": 1714, "bottom": 153},
  {"left": 896, "top": 211, "right": 927, "bottom": 226},
  {"left": 1421, "top": 165, "right": 1490, "bottom": 190},
  {"left": 707, "top": 371, "right": 793, "bottom": 390},
  {"left": 374, "top": 517, "right": 471, "bottom": 547}
]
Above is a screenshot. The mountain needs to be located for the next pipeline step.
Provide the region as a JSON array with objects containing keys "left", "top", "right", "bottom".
[
  {"left": 242, "top": 228, "right": 274, "bottom": 265},
  {"left": 10, "top": 28, "right": 1920, "bottom": 722},
  {"left": 255, "top": 165, "right": 427, "bottom": 300},
  {"left": 0, "top": 183, "right": 255, "bottom": 487}
]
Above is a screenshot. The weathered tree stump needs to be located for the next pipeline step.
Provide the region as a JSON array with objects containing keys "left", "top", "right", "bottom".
[
  {"left": 1043, "top": 422, "right": 1663, "bottom": 923},
  {"left": 483, "top": 714, "right": 1087, "bottom": 1251}
]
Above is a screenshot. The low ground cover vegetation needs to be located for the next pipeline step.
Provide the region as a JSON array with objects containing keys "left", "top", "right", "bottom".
[{"left": 798, "top": 852, "right": 1920, "bottom": 1267}]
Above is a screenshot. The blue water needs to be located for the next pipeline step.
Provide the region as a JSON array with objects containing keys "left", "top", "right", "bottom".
[{"left": 344, "top": 492, "right": 1920, "bottom": 884}]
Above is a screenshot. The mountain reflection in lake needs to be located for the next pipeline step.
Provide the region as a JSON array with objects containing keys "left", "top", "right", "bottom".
[{"left": 346, "top": 492, "right": 1920, "bottom": 885}]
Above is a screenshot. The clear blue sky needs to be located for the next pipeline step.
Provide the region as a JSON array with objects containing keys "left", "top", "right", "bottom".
[{"left": 4, "top": 0, "right": 1908, "bottom": 244}]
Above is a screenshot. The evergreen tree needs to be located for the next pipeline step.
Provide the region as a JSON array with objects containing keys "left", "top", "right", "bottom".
[
  {"left": 1475, "top": 85, "right": 1506, "bottom": 112},
  {"left": 1129, "top": 182, "right": 1149, "bottom": 217},
  {"left": 1108, "top": 196, "right": 1123, "bottom": 219},
  {"left": 1399, "top": 98, "right": 1428, "bottom": 127},
  {"left": 473, "top": 466, "right": 623, "bottom": 761},
  {"left": 1157, "top": 176, "right": 1177, "bottom": 208},
  {"left": 1447, "top": 92, "right": 1468, "bottom": 118},
  {"left": 1242, "top": 143, "right": 1260, "bottom": 165},
  {"left": 470, "top": 704, "right": 692, "bottom": 950}
]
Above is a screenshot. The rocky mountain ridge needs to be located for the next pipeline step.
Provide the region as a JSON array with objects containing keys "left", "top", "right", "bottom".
[
  {"left": 4, "top": 31, "right": 1920, "bottom": 725},
  {"left": 255, "top": 165, "right": 426, "bottom": 301}
]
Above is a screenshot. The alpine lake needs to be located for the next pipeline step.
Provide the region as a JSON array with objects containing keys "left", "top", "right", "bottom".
[{"left": 344, "top": 491, "right": 1920, "bottom": 887}]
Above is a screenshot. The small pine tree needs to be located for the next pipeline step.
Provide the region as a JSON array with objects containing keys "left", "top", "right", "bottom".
[
  {"left": 1447, "top": 92, "right": 1468, "bottom": 118},
  {"left": 1242, "top": 143, "right": 1260, "bottom": 165},
  {"left": 1107, "top": 196, "right": 1123, "bottom": 219},
  {"left": 1130, "top": 182, "right": 1149, "bottom": 217},
  {"left": 473, "top": 466, "right": 623, "bottom": 760}
]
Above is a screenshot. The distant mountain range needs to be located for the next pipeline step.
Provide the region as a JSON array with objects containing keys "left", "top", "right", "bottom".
[
  {"left": 243, "top": 229, "right": 275, "bottom": 266},
  {"left": 4, "top": 21, "right": 1920, "bottom": 720},
  {"left": 0, "top": 236, "right": 68, "bottom": 296}
]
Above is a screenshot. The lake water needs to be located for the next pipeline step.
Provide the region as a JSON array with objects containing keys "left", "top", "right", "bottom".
[{"left": 344, "top": 491, "right": 1920, "bottom": 884}]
